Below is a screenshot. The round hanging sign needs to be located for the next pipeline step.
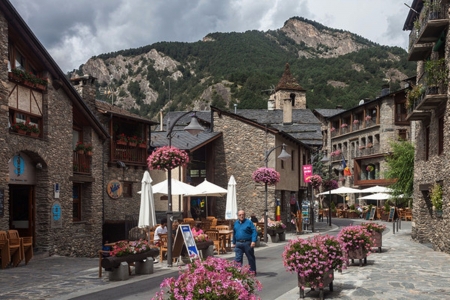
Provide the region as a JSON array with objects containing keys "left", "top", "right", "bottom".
[{"left": 107, "top": 180, "right": 123, "bottom": 199}]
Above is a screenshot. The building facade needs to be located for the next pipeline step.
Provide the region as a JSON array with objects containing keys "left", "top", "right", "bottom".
[{"left": 404, "top": 0, "right": 450, "bottom": 252}]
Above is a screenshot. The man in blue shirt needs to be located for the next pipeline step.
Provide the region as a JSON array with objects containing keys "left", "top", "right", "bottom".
[{"left": 231, "top": 210, "right": 258, "bottom": 274}]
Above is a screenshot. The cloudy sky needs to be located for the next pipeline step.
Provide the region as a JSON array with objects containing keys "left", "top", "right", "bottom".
[{"left": 10, "top": 0, "right": 411, "bottom": 72}]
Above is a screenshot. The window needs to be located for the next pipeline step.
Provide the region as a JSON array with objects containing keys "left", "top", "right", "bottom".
[
  {"left": 122, "top": 182, "right": 133, "bottom": 198},
  {"left": 395, "top": 102, "right": 408, "bottom": 123},
  {"left": 438, "top": 116, "right": 444, "bottom": 155},
  {"left": 291, "top": 150, "right": 295, "bottom": 170},
  {"left": 398, "top": 129, "right": 407, "bottom": 141},
  {"left": 9, "top": 110, "right": 42, "bottom": 137},
  {"left": 425, "top": 126, "right": 430, "bottom": 161},
  {"left": 73, "top": 184, "right": 82, "bottom": 221}
]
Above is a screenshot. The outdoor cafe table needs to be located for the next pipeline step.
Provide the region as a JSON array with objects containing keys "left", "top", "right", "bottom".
[{"left": 218, "top": 230, "right": 233, "bottom": 253}]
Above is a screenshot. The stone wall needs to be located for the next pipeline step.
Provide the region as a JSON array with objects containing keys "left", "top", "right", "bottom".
[{"left": 212, "top": 111, "right": 299, "bottom": 223}]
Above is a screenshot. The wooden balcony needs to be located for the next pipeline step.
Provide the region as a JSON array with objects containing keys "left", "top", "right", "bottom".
[
  {"left": 416, "top": 93, "right": 447, "bottom": 110},
  {"left": 112, "top": 142, "right": 147, "bottom": 166},
  {"left": 73, "top": 152, "right": 92, "bottom": 174}
]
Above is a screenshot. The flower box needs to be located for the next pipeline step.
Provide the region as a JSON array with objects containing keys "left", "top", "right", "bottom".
[
  {"left": 347, "top": 248, "right": 368, "bottom": 267},
  {"left": 372, "top": 231, "right": 382, "bottom": 253},
  {"left": 101, "top": 248, "right": 159, "bottom": 270},
  {"left": 116, "top": 140, "right": 127, "bottom": 146},
  {"left": 128, "top": 142, "right": 137, "bottom": 147},
  {"left": 298, "top": 269, "right": 334, "bottom": 299},
  {"left": 138, "top": 143, "right": 146, "bottom": 148}
]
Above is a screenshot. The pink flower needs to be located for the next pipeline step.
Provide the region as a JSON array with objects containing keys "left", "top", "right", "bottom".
[
  {"left": 252, "top": 167, "right": 280, "bottom": 185},
  {"left": 147, "top": 146, "right": 189, "bottom": 170}
]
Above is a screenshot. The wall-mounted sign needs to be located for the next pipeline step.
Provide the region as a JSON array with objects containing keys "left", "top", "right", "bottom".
[
  {"left": 8, "top": 152, "right": 36, "bottom": 184},
  {"left": 51, "top": 202, "right": 62, "bottom": 228},
  {"left": 54, "top": 183, "right": 60, "bottom": 199},
  {"left": 303, "top": 164, "right": 312, "bottom": 183},
  {"left": 107, "top": 180, "right": 123, "bottom": 199}
]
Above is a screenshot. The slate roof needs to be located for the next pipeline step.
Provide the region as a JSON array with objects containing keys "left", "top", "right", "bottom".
[
  {"left": 96, "top": 100, "right": 158, "bottom": 125},
  {"left": 150, "top": 131, "right": 222, "bottom": 151},
  {"left": 233, "top": 109, "right": 322, "bottom": 147},
  {"left": 313, "top": 109, "right": 346, "bottom": 118},
  {"left": 275, "top": 63, "right": 305, "bottom": 92}
]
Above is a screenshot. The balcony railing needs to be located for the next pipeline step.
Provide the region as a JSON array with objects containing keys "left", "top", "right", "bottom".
[
  {"left": 331, "top": 120, "right": 377, "bottom": 138},
  {"left": 73, "top": 152, "right": 92, "bottom": 174},
  {"left": 112, "top": 142, "right": 147, "bottom": 165},
  {"left": 354, "top": 144, "right": 381, "bottom": 158}
]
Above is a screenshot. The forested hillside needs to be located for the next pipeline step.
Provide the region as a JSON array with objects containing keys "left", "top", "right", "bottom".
[{"left": 71, "top": 17, "right": 416, "bottom": 120}]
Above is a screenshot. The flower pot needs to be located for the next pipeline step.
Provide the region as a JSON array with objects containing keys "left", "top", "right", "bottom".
[
  {"left": 77, "top": 150, "right": 84, "bottom": 155},
  {"left": 116, "top": 140, "right": 127, "bottom": 146},
  {"left": 18, "top": 129, "right": 27, "bottom": 135},
  {"left": 298, "top": 269, "right": 334, "bottom": 300},
  {"left": 86, "top": 151, "right": 93, "bottom": 156},
  {"left": 128, "top": 142, "right": 137, "bottom": 147},
  {"left": 30, "top": 132, "right": 39, "bottom": 138},
  {"left": 372, "top": 231, "right": 382, "bottom": 253},
  {"left": 347, "top": 248, "right": 367, "bottom": 267},
  {"left": 138, "top": 143, "right": 146, "bottom": 148}
]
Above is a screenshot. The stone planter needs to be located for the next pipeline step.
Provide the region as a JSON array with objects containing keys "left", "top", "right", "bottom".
[
  {"left": 371, "top": 231, "right": 382, "bottom": 253},
  {"left": 277, "top": 231, "right": 286, "bottom": 242},
  {"left": 195, "top": 240, "right": 214, "bottom": 259},
  {"left": 298, "top": 269, "right": 334, "bottom": 300},
  {"left": 101, "top": 248, "right": 159, "bottom": 270},
  {"left": 347, "top": 248, "right": 367, "bottom": 267}
]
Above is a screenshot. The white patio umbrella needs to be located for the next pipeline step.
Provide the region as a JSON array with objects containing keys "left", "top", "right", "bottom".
[
  {"left": 186, "top": 179, "right": 228, "bottom": 217},
  {"left": 359, "top": 185, "right": 394, "bottom": 193},
  {"left": 317, "top": 186, "right": 361, "bottom": 195},
  {"left": 358, "top": 192, "right": 391, "bottom": 207},
  {"left": 225, "top": 175, "right": 237, "bottom": 220},
  {"left": 152, "top": 178, "right": 198, "bottom": 196},
  {"left": 138, "top": 171, "right": 156, "bottom": 233}
]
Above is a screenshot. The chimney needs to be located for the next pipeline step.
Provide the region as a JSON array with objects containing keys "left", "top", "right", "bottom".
[
  {"left": 159, "top": 110, "right": 164, "bottom": 131},
  {"left": 336, "top": 105, "right": 343, "bottom": 109},
  {"left": 283, "top": 98, "right": 293, "bottom": 125},
  {"left": 70, "top": 74, "right": 97, "bottom": 112},
  {"left": 381, "top": 84, "right": 390, "bottom": 96}
]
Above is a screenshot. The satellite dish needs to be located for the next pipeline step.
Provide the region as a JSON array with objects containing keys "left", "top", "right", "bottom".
[{"left": 359, "top": 99, "right": 365, "bottom": 105}]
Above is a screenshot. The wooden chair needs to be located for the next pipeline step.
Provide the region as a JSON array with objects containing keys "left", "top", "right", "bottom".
[
  {"left": 215, "top": 225, "right": 229, "bottom": 231},
  {"left": 183, "top": 218, "right": 194, "bottom": 223},
  {"left": 0, "top": 231, "right": 22, "bottom": 267},
  {"left": 404, "top": 209, "right": 412, "bottom": 221},
  {"left": 0, "top": 235, "right": 10, "bottom": 269},
  {"left": 7, "top": 230, "right": 33, "bottom": 265},
  {"left": 159, "top": 234, "right": 169, "bottom": 262},
  {"left": 215, "top": 226, "right": 231, "bottom": 249},
  {"left": 204, "top": 230, "right": 221, "bottom": 254}
]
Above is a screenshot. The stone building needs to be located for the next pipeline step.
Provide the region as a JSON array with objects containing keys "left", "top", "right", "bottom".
[
  {"left": 0, "top": 1, "right": 110, "bottom": 257},
  {"left": 314, "top": 86, "right": 411, "bottom": 206},
  {"left": 70, "top": 75, "right": 158, "bottom": 244},
  {"left": 404, "top": 0, "right": 450, "bottom": 252}
]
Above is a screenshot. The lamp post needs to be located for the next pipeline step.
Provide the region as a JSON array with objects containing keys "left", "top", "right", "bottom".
[
  {"left": 309, "top": 152, "right": 321, "bottom": 233},
  {"left": 320, "top": 153, "right": 332, "bottom": 226},
  {"left": 263, "top": 143, "right": 291, "bottom": 243},
  {"left": 166, "top": 111, "right": 204, "bottom": 266}
]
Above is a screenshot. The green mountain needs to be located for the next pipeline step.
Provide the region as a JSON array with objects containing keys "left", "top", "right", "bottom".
[{"left": 71, "top": 17, "right": 415, "bottom": 120}]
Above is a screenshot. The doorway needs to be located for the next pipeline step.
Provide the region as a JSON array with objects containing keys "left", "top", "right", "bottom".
[{"left": 9, "top": 185, "right": 35, "bottom": 243}]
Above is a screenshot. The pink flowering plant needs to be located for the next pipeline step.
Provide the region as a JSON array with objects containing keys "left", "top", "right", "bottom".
[
  {"left": 337, "top": 225, "right": 373, "bottom": 255},
  {"left": 268, "top": 221, "right": 286, "bottom": 229},
  {"left": 147, "top": 146, "right": 189, "bottom": 170},
  {"left": 323, "top": 179, "right": 338, "bottom": 191},
  {"left": 361, "top": 222, "right": 386, "bottom": 233},
  {"left": 252, "top": 167, "right": 280, "bottom": 185},
  {"left": 194, "top": 233, "right": 209, "bottom": 242},
  {"left": 110, "top": 239, "right": 156, "bottom": 257},
  {"left": 152, "top": 256, "right": 262, "bottom": 300},
  {"left": 282, "top": 235, "right": 346, "bottom": 289},
  {"left": 308, "top": 174, "right": 322, "bottom": 190}
]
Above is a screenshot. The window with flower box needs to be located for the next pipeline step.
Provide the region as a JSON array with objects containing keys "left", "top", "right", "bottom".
[{"left": 9, "top": 110, "right": 42, "bottom": 137}]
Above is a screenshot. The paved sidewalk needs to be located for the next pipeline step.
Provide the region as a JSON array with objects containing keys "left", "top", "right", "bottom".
[
  {"left": 275, "top": 221, "right": 450, "bottom": 300},
  {"left": 1, "top": 220, "right": 449, "bottom": 300}
]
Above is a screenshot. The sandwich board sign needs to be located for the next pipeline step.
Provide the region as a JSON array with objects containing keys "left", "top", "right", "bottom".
[{"left": 172, "top": 224, "right": 200, "bottom": 262}]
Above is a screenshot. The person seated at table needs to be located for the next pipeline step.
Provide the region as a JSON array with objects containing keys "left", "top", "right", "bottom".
[
  {"left": 154, "top": 218, "right": 168, "bottom": 247},
  {"left": 250, "top": 213, "right": 258, "bottom": 223},
  {"left": 191, "top": 223, "right": 204, "bottom": 236}
]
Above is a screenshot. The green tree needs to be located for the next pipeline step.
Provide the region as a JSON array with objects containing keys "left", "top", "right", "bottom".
[{"left": 385, "top": 140, "right": 414, "bottom": 201}]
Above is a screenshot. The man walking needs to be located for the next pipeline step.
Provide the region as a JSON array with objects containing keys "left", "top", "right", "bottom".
[{"left": 231, "top": 210, "right": 258, "bottom": 275}]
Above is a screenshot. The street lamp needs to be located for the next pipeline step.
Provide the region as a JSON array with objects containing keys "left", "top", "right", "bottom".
[
  {"left": 166, "top": 111, "right": 204, "bottom": 266},
  {"left": 320, "top": 153, "right": 332, "bottom": 226},
  {"left": 309, "top": 152, "right": 321, "bottom": 233},
  {"left": 263, "top": 143, "right": 291, "bottom": 243}
]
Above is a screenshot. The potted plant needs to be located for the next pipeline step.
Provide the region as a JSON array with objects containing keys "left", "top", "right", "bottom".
[
  {"left": 430, "top": 183, "right": 443, "bottom": 217},
  {"left": 11, "top": 122, "right": 29, "bottom": 134},
  {"left": 27, "top": 124, "right": 40, "bottom": 137},
  {"left": 425, "top": 58, "right": 448, "bottom": 94},
  {"left": 406, "top": 84, "right": 425, "bottom": 109},
  {"left": 307, "top": 174, "right": 322, "bottom": 191},
  {"left": 128, "top": 135, "right": 138, "bottom": 147},
  {"left": 252, "top": 167, "right": 280, "bottom": 185},
  {"left": 85, "top": 144, "right": 93, "bottom": 156},
  {"left": 102, "top": 239, "right": 159, "bottom": 270},
  {"left": 361, "top": 222, "right": 386, "bottom": 253},
  {"left": 338, "top": 225, "right": 373, "bottom": 266},
  {"left": 147, "top": 146, "right": 190, "bottom": 170},
  {"left": 283, "top": 235, "right": 346, "bottom": 299},
  {"left": 116, "top": 133, "right": 128, "bottom": 145},
  {"left": 75, "top": 141, "right": 85, "bottom": 154},
  {"left": 137, "top": 137, "right": 146, "bottom": 148},
  {"left": 153, "top": 257, "right": 262, "bottom": 299}
]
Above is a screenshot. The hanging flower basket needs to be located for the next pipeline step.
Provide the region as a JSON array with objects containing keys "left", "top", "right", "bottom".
[
  {"left": 252, "top": 167, "right": 280, "bottom": 185},
  {"left": 147, "top": 146, "right": 189, "bottom": 170},
  {"left": 307, "top": 174, "right": 322, "bottom": 190}
]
